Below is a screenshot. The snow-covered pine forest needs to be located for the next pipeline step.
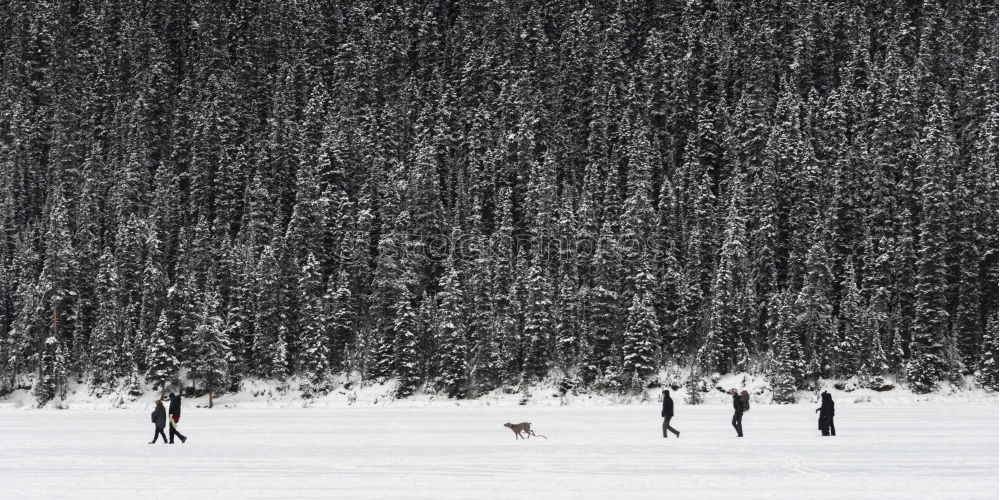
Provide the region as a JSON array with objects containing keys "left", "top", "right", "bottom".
[{"left": 0, "top": 0, "right": 997, "bottom": 407}]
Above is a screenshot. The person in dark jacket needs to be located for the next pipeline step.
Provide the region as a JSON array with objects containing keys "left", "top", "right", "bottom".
[
  {"left": 730, "top": 389, "right": 744, "bottom": 437},
  {"left": 816, "top": 391, "right": 836, "bottom": 436},
  {"left": 660, "top": 390, "right": 680, "bottom": 438},
  {"left": 166, "top": 392, "right": 187, "bottom": 444},
  {"left": 150, "top": 400, "right": 168, "bottom": 444}
]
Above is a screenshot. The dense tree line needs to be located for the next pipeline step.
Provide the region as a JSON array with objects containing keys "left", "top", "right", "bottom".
[{"left": 0, "top": 0, "right": 997, "bottom": 406}]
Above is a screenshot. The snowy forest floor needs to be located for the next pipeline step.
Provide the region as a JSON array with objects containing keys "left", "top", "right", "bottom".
[
  {"left": 1, "top": 403, "right": 996, "bottom": 499},
  {"left": 2, "top": 372, "right": 996, "bottom": 410}
]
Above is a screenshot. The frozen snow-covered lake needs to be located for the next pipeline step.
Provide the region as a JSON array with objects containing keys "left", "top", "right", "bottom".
[{"left": 1, "top": 403, "right": 996, "bottom": 499}]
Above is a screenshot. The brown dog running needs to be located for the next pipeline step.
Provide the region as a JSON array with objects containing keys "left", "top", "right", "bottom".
[{"left": 504, "top": 422, "right": 547, "bottom": 439}]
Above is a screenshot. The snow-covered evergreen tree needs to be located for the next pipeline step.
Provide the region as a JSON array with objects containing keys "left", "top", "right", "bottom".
[
  {"left": 192, "top": 289, "right": 231, "bottom": 408},
  {"left": 975, "top": 315, "right": 998, "bottom": 392},
  {"left": 623, "top": 291, "right": 659, "bottom": 383},
  {"left": 794, "top": 234, "right": 837, "bottom": 380},
  {"left": 836, "top": 260, "right": 865, "bottom": 377},
  {"left": 146, "top": 312, "right": 178, "bottom": 398},
  {"left": 393, "top": 283, "right": 422, "bottom": 399},
  {"left": 298, "top": 253, "right": 330, "bottom": 397},
  {"left": 33, "top": 336, "right": 68, "bottom": 406},
  {"left": 433, "top": 256, "right": 468, "bottom": 398},
  {"left": 906, "top": 91, "right": 954, "bottom": 393},
  {"left": 684, "top": 369, "right": 704, "bottom": 405},
  {"left": 522, "top": 261, "right": 554, "bottom": 381},
  {"left": 769, "top": 326, "right": 798, "bottom": 404},
  {"left": 554, "top": 266, "right": 581, "bottom": 374},
  {"left": 89, "top": 249, "right": 123, "bottom": 391},
  {"left": 585, "top": 221, "right": 621, "bottom": 384},
  {"left": 698, "top": 175, "right": 748, "bottom": 373},
  {"left": 327, "top": 269, "right": 354, "bottom": 373}
]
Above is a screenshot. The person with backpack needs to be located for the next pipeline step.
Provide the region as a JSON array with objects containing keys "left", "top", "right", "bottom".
[
  {"left": 816, "top": 391, "right": 836, "bottom": 436},
  {"left": 149, "top": 400, "right": 167, "bottom": 444},
  {"left": 660, "top": 389, "right": 680, "bottom": 438},
  {"left": 730, "top": 389, "right": 744, "bottom": 437},
  {"left": 165, "top": 392, "right": 188, "bottom": 444}
]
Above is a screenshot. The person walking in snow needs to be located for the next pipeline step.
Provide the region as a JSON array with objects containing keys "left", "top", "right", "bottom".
[
  {"left": 166, "top": 392, "right": 188, "bottom": 444},
  {"left": 730, "top": 389, "right": 744, "bottom": 437},
  {"left": 150, "top": 400, "right": 168, "bottom": 444},
  {"left": 816, "top": 391, "right": 836, "bottom": 436},
  {"left": 661, "top": 389, "right": 680, "bottom": 438}
]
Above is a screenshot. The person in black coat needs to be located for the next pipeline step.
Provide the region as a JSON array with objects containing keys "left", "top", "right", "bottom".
[
  {"left": 166, "top": 392, "right": 188, "bottom": 444},
  {"left": 816, "top": 391, "right": 836, "bottom": 436},
  {"left": 150, "top": 400, "right": 168, "bottom": 444},
  {"left": 730, "top": 389, "right": 744, "bottom": 437},
  {"left": 661, "top": 390, "right": 680, "bottom": 438}
]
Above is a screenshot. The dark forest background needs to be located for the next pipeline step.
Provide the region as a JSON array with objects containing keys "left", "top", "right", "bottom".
[{"left": 0, "top": 0, "right": 997, "bottom": 406}]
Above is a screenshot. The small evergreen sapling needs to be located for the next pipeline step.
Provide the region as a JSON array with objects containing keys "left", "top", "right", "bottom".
[{"left": 684, "top": 368, "right": 704, "bottom": 405}]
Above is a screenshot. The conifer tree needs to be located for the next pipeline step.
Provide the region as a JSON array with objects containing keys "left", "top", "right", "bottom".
[
  {"left": 146, "top": 312, "right": 178, "bottom": 399},
  {"left": 36, "top": 191, "right": 77, "bottom": 402},
  {"left": 952, "top": 163, "right": 984, "bottom": 370},
  {"left": 554, "top": 265, "right": 581, "bottom": 374},
  {"left": 522, "top": 261, "right": 554, "bottom": 381},
  {"left": 699, "top": 175, "right": 749, "bottom": 374},
  {"left": 252, "top": 245, "right": 281, "bottom": 378},
  {"left": 327, "top": 269, "right": 354, "bottom": 373},
  {"left": 393, "top": 270, "right": 422, "bottom": 398},
  {"left": 369, "top": 205, "right": 410, "bottom": 380},
  {"left": 433, "top": 257, "right": 468, "bottom": 398},
  {"left": 464, "top": 231, "right": 498, "bottom": 395},
  {"left": 585, "top": 221, "right": 621, "bottom": 383},
  {"left": 623, "top": 290, "right": 659, "bottom": 383},
  {"left": 297, "top": 253, "right": 330, "bottom": 397},
  {"left": 906, "top": 91, "right": 954, "bottom": 393},
  {"left": 192, "top": 289, "right": 231, "bottom": 408},
  {"left": 683, "top": 366, "right": 705, "bottom": 405},
  {"left": 620, "top": 109, "right": 656, "bottom": 301},
  {"left": 393, "top": 296, "right": 421, "bottom": 398},
  {"left": 890, "top": 210, "right": 918, "bottom": 374},
  {"left": 976, "top": 315, "right": 999, "bottom": 392},
  {"left": 33, "top": 335, "right": 68, "bottom": 406},
  {"left": 137, "top": 230, "right": 168, "bottom": 362},
  {"left": 769, "top": 329, "right": 798, "bottom": 404},
  {"left": 794, "top": 234, "right": 837, "bottom": 379},
  {"left": 769, "top": 291, "right": 800, "bottom": 403},
  {"left": 89, "top": 249, "right": 123, "bottom": 391},
  {"left": 836, "top": 260, "right": 866, "bottom": 378},
  {"left": 651, "top": 178, "right": 684, "bottom": 356}
]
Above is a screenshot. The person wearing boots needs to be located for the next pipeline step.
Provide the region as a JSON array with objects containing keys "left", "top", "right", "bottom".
[
  {"left": 730, "top": 389, "right": 744, "bottom": 437},
  {"left": 661, "top": 389, "right": 681, "bottom": 438},
  {"left": 166, "top": 392, "right": 188, "bottom": 444},
  {"left": 150, "top": 400, "right": 167, "bottom": 444}
]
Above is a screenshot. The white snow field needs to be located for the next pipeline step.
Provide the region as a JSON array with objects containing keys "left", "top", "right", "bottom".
[{"left": 1, "top": 403, "right": 996, "bottom": 499}]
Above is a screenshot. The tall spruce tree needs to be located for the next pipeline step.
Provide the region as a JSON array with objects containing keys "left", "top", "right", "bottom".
[
  {"left": 699, "top": 175, "right": 749, "bottom": 374},
  {"left": 906, "top": 91, "right": 954, "bottom": 393},
  {"left": 146, "top": 312, "right": 178, "bottom": 398},
  {"left": 522, "top": 261, "right": 554, "bottom": 381},
  {"left": 623, "top": 290, "right": 659, "bottom": 385},
  {"left": 298, "top": 253, "right": 330, "bottom": 397},
  {"left": 976, "top": 314, "right": 999, "bottom": 392},
  {"left": 192, "top": 288, "right": 231, "bottom": 408},
  {"left": 433, "top": 256, "right": 468, "bottom": 398}
]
